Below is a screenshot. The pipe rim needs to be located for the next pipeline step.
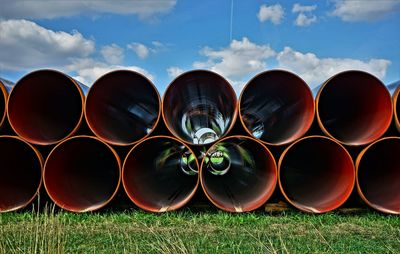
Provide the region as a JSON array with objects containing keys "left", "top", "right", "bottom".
[
  {"left": 315, "top": 70, "right": 392, "bottom": 146},
  {"left": 43, "top": 135, "right": 121, "bottom": 212},
  {"left": 84, "top": 69, "right": 162, "bottom": 146},
  {"left": 355, "top": 136, "right": 400, "bottom": 215},
  {"left": 122, "top": 135, "right": 200, "bottom": 212},
  {"left": 199, "top": 135, "right": 277, "bottom": 212},
  {"left": 0, "top": 135, "right": 44, "bottom": 213},
  {"left": 0, "top": 80, "right": 8, "bottom": 129},
  {"left": 238, "top": 69, "right": 315, "bottom": 146},
  {"left": 161, "top": 69, "right": 238, "bottom": 146},
  {"left": 393, "top": 86, "right": 400, "bottom": 132},
  {"left": 278, "top": 135, "right": 355, "bottom": 213},
  {"left": 6, "top": 69, "right": 85, "bottom": 146}
]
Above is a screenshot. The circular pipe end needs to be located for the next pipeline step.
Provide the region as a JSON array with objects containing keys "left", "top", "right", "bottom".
[
  {"left": 0, "top": 136, "right": 43, "bottom": 213},
  {"left": 85, "top": 70, "right": 161, "bottom": 146},
  {"left": 239, "top": 70, "right": 314, "bottom": 146},
  {"left": 279, "top": 136, "right": 355, "bottom": 213},
  {"left": 162, "top": 70, "right": 237, "bottom": 146},
  {"left": 0, "top": 80, "right": 8, "bottom": 128},
  {"left": 122, "top": 136, "right": 199, "bottom": 212},
  {"left": 44, "top": 136, "right": 121, "bottom": 212},
  {"left": 356, "top": 137, "right": 400, "bottom": 214},
  {"left": 316, "top": 70, "right": 392, "bottom": 146},
  {"left": 7, "top": 69, "right": 84, "bottom": 145},
  {"left": 200, "top": 135, "right": 277, "bottom": 212},
  {"left": 393, "top": 86, "right": 400, "bottom": 133}
]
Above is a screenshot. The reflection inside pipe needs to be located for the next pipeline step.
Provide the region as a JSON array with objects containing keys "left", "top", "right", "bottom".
[
  {"left": 163, "top": 71, "right": 237, "bottom": 145},
  {"left": 123, "top": 137, "right": 198, "bottom": 212},
  {"left": 201, "top": 137, "right": 276, "bottom": 212}
]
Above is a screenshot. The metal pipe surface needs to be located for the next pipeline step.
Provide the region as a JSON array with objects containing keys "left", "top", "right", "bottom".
[
  {"left": 0, "top": 136, "right": 43, "bottom": 212},
  {"left": 279, "top": 136, "right": 355, "bottom": 213},
  {"left": 0, "top": 78, "right": 14, "bottom": 128},
  {"left": 122, "top": 136, "right": 199, "bottom": 212},
  {"left": 239, "top": 70, "right": 314, "bottom": 145},
  {"left": 85, "top": 70, "right": 161, "bottom": 146},
  {"left": 44, "top": 136, "right": 120, "bottom": 212},
  {"left": 316, "top": 70, "right": 392, "bottom": 146},
  {"left": 391, "top": 81, "right": 400, "bottom": 132},
  {"left": 200, "top": 135, "right": 277, "bottom": 212},
  {"left": 162, "top": 70, "right": 237, "bottom": 146},
  {"left": 7, "top": 70, "right": 87, "bottom": 145},
  {"left": 356, "top": 137, "right": 400, "bottom": 214}
]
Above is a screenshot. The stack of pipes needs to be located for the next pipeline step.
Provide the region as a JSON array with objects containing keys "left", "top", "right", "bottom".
[{"left": 0, "top": 69, "right": 398, "bottom": 214}]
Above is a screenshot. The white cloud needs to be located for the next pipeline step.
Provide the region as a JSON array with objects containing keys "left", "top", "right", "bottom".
[
  {"left": 67, "top": 58, "right": 154, "bottom": 85},
  {"left": 277, "top": 47, "right": 391, "bottom": 88},
  {"left": 295, "top": 13, "right": 317, "bottom": 26},
  {"left": 193, "top": 37, "right": 275, "bottom": 79},
  {"left": 127, "top": 41, "right": 165, "bottom": 59},
  {"left": 292, "top": 3, "right": 316, "bottom": 13},
  {"left": 331, "top": 0, "right": 400, "bottom": 21},
  {"left": 100, "top": 44, "right": 124, "bottom": 65},
  {"left": 0, "top": 19, "right": 94, "bottom": 71},
  {"left": 257, "top": 4, "right": 284, "bottom": 24},
  {"left": 167, "top": 66, "right": 184, "bottom": 78},
  {"left": 0, "top": 0, "right": 177, "bottom": 20}
]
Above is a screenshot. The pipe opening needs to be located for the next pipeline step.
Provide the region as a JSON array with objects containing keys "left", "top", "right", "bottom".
[
  {"left": 123, "top": 136, "right": 198, "bottom": 212},
  {"left": 0, "top": 136, "right": 42, "bottom": 212},
  {"left": 317, "top": 71, "right": 392, "bottom": 145},
  {"left": 279, "top": 136, "right": 354, "bottom": 213},
  {"left": 0, "top": 81, "right": 7, "bottom": 128},
  {"left": 7, "top": 70, "right": 84, "bottom": 145},
  {"left": 240, "top": 70, "right": 314, "bottom": 145},
  {"left": 44, "top": 136, "right": 120, "bottom": 212},
  {"left": 357, "top": 138, "right": 400, "bottom": 214},
  {"left": 163, "top": 70, "right": 237, "bottom": 145},
  {"left": 85, "top": 70, "right": 160, "bottom": 145},
  {"left": 201, "top": 136, "right": 277, "bottom": 212}
]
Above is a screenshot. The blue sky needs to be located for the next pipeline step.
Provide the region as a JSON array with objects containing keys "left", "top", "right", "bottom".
[{"left": 0, "top": 0, "right": 399, "bottom": 93}]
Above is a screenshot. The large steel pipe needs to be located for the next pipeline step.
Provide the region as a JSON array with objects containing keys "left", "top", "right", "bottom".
[
  {"left": 162, "top": 70, "right": 237, "bottom": 145},
  {"left": 85, "top": 70, "right": 161, "bottom": 146},
  {"left": 239, "top": 70, "right": 314, "bottom": 145},
  {"left": 0, "top": 78, "right": 14, "bottom": 128},
  {"left": 44, "top": 136, "right": 120, "bottom": 212},
  {"left": 391, "top": 81, "right": 400, "bottom": 132},
  {"left": 7, "top": 70, "right": 86, "bottom": 145},
  {"left": 0, "top": 136, "right": 42, "bottom": 212},
  {"left": 356, "top": 137, "right": 400, "bottom": 214},
  {"left": 279, "top": 136, "right": 354, "bottom": 213},
  {"left": 200, "top": 136, "right": 277, "bottom": 212},
  {"left": 316, "top": 70, "right": 392, "bottom": 146},
  {"left": 123, "top": 136, "right": 199, "bottom": 212}
]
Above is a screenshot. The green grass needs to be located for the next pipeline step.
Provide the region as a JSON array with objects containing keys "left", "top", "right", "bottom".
[{"left": 0, "top": 206, "right": 399, "bottom": 254}]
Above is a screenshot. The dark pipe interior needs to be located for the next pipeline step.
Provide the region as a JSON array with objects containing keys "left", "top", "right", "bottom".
[
  {"left": 357, "top": 138, "right": 400, "bottom": 214},
  {"left": 317, "top": 71, "right": 392, "bottom": 145},
  {"left": 7, "top": 70, "right": 83, "bottom": 145},
  {"left": 44, "top": 137, "right": 120, "bottom": 212},
  {"left": 201, "top": 136, "right": 276, "bottom": 212},
  {"left": 0, "top": 137, "right": 42, "bottom": 212},
  {"left": 240, "top": 70, "right": 314, "bottom": 145},
  {"left": 163, "top": 70, "right": 237, "bottom": 145},
  {"left": 279, "top": 137, "right": 354, "bottom": 213},
  {"left": 86, "top": 70, "right": 160, "bottom": 145},
  {"left": 123, "top": 137, "right": 198, "bottom": 212}
]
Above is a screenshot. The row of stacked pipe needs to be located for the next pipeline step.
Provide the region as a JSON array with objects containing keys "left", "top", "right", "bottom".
[{"left": 0, "top": 69, "right": 399, "bottom": 214}]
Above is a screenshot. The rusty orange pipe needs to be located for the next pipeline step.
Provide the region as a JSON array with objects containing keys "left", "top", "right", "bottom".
[
  {"left": 44, "top": 136, "right": 120, "bottom": 212},
  {"left": 122, "top": 136, "right": 199, "bottom": 212},
  {"left": 85, "top": 70, "right": 161, "bottom": 146},
  {"left": 391, "top": 81, "right": 400, "bottom": 132},
  {"left": 200, "top": 135, "right": 277, "bottom": 212},
  {"left": 239, "top": 70, "right": 314, "bottom": 145},
  {"left": 316, "top": 70, "right": 392, "bottom": 146},
  {"left": 279, "top": 136, "right": 355, "bottom": 213},
  {"left": 356, "top": 137, "right": 400, "bottom": 214},
  {"left": 162, "top": 70, "right": 237, "bottom": 146},
  {"left": 0, "top": 136, "right": 43, "bottom": 212},
  {"left": 7, "top": 70, "right": 86, "bottom": 145},
  {"left": 0, "top": 78, "right": 14, "bottom": 129}
]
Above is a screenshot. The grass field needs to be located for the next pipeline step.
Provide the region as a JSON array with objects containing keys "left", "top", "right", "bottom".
[{"left": 0, "top": 205, "right": 399, "bottom": 254}]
